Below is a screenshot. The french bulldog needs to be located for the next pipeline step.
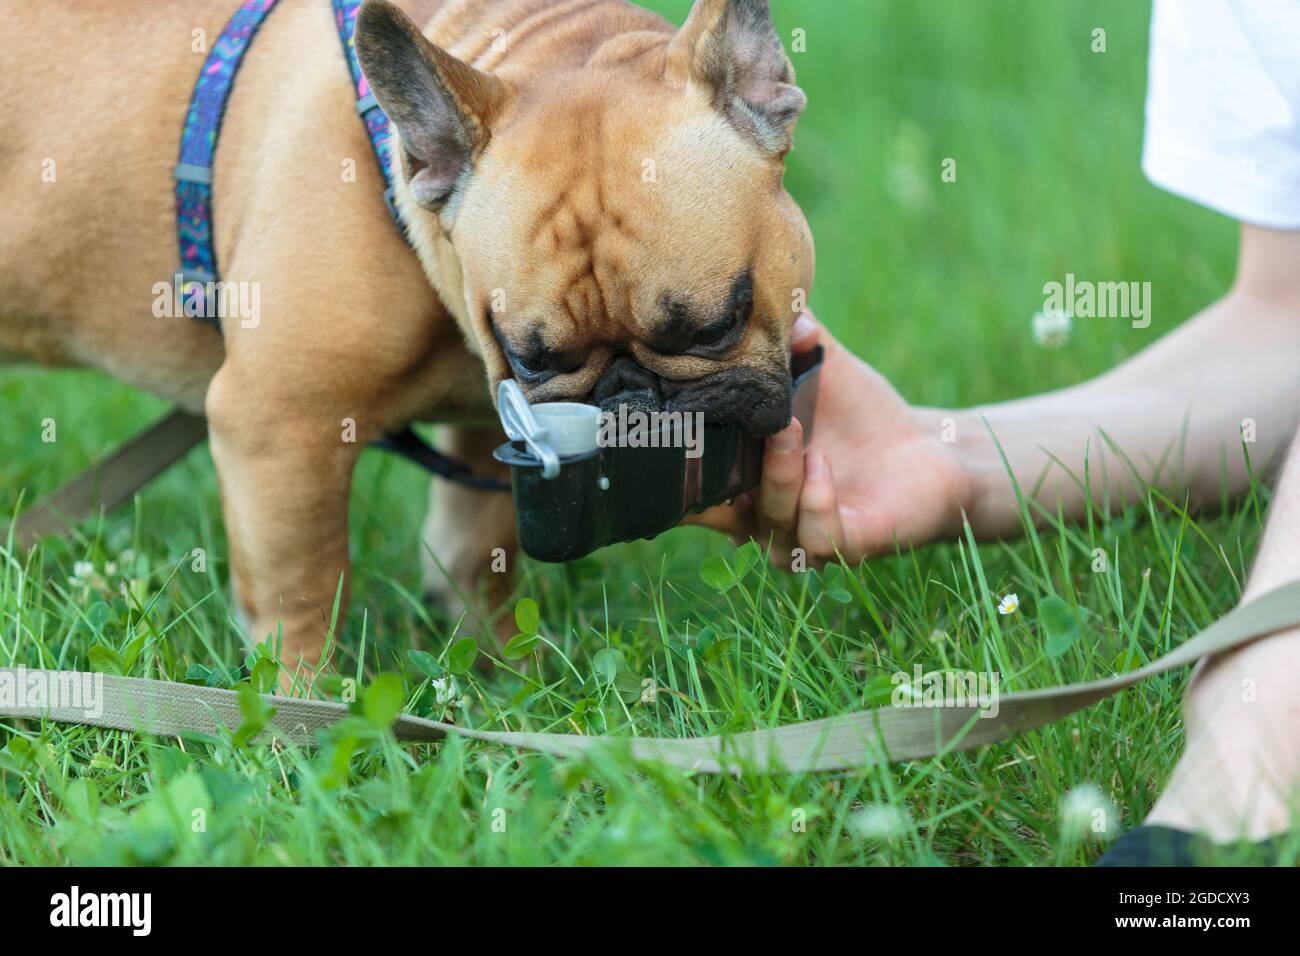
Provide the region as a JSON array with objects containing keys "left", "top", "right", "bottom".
[{"left": 0, "top": 0, "right": 814, "bottom": 678}]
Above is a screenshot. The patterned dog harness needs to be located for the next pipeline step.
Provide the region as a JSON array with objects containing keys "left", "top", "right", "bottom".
[
  {"left": 173, "top": 0, "right": 508, "bottom": 492},
  {"left": 173, "top": 0, "right": 276, "bottom": 324}
]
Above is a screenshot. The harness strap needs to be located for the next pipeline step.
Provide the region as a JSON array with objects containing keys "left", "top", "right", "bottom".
[
  {"left": 174, "top": 0, "right": 281, "bottom": 328},
  {"left": 2, "top": 581, "right": 1299, "bottom": 774},
  {"left": 164, "top": 0, "right": 505, "bottom": 492},
  {"left": 331, "top": 0, "right": 407, "bottom": 234}
]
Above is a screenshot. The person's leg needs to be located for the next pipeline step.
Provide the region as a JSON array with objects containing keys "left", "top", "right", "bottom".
[{"left": 1144, "top": 425, "right": 1300, "bottom": 842}]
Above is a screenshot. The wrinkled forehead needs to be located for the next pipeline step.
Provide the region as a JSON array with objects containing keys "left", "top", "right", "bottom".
[
  {"left": 490, "top": 269, "right": 758, "bottom": 363},
  {"left": 456, "top": 91, "right": 779, "bottom": 331}
]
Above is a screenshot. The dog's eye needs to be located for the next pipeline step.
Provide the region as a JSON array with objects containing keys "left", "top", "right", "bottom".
[
  {"left": 511, "top": 352, "right": 551, "bottom": 377},
  {"left": 691, "top": 274, "right": 754, "bottom": 350},
  {"left": 693, "top": 317, "right": 734, "bottom": 347}
]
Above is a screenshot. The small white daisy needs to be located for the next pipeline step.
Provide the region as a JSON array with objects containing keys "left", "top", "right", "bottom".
[{"left": 997, "top": 593, "right": 1020, "bottom": 616}]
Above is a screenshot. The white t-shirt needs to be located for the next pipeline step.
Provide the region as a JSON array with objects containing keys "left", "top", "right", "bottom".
[{"left": 1144, "top": 0, "right": 1300, "bottom": 229}]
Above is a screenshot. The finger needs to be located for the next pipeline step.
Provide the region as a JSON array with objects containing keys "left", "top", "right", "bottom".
[
  {"left": 796, "top": 450, "right": 846, "bottom": 564},
  {"left": 686, "top": 502, "right": 740, "bottom": 532},
  {"left": 686, "top": 490, "right": 755, "bottom": 533},
  {"left": 756, "top": 419, "right": 804, "bottom": 531},
  {"left": 767, "top": 529, "right": 803, "bottom": 571},
  {"left": 791, "top": 310, "right": 820, "bottom": 353}
]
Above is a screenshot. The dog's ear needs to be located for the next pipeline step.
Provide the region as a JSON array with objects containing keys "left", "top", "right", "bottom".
[
  {"left": 666, "top": 0, "right": 806, "bottom": 156},
  {"left": 355, "top": 0, "right": 508, "bottom": 210}
]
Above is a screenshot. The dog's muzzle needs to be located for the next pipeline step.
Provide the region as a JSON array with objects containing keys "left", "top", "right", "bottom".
[
  {"left": 586, "top": 355, "right": 793, "bottom": 437},
  {"left": 590, "top": 356, "right": 664, "bottom": 415}
]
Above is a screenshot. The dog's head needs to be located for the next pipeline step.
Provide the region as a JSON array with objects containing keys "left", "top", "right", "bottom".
[{"left": 356, "top": 0, "right": 813, "bottom": 436}]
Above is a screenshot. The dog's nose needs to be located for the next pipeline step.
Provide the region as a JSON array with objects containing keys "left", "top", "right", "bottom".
[{"left": 590, "top": 356, "right": 663, "bottom": 413}]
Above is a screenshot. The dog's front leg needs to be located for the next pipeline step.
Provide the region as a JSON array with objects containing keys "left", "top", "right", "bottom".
[
  {"left": 421, "top": 425, "right": 518, "bottom": 646},
  {"left": 205, "top": 366, "right": 362, "bottom": 686}
]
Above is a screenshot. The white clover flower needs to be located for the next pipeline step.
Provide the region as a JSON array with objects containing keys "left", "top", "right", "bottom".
[
  {"left": 1032, "top": 310, "right": 1072, "bottom": 348},
  {"left": 849, "top": 803, "right": 911, "bottom": 841},
  {"left": 105, "top": 562, "right": 118, "bottom": 576},
  {"left": 73, "top": 560, "right": 95, "bottom": 581},
  {"left": 432, "top": 677, "right": 459, "bottom": 706},
  {"left": 1060, "top": 784, "right": 1117, "bottom": 843},
  {"left": 997, "top": 593, "right": 1020, "bottom": 616}
]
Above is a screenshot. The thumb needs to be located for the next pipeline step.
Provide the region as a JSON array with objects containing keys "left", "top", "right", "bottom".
[
  {"left": 791, "top": 311, "right": 820, "bottom": 353},
  {"left": 683, "top": 491, "right": 754, "bottom": 533}
]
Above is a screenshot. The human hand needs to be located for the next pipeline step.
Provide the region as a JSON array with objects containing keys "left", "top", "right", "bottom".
[{"left": 691, "top": 312, "right": 974, "bottom": 568}]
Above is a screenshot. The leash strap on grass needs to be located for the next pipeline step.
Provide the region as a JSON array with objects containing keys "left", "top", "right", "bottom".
[
  {"left": 11, "top": 411, "right": 209, "bottom": 550},
  {"left": 3, "top": 580, "right": 1298, "bottom": 774},
  {"left": 8, "top": 408, "right": 507, "bottom": 552}
]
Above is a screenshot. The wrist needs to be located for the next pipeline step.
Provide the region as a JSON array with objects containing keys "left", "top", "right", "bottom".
[{"left": 914, "top": 406, "right": 993, "bottom": 539}]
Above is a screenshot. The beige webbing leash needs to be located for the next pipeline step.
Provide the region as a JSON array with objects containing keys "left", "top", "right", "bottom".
[
  {"left": 9, "top": 413, "right": 1300, "bottom": 772},
  {"left": 3, "top": 581, "right": 1299, "bottom": 773},
  {"left": 12, "top": 410, "right": 208, "bottom": 549}
]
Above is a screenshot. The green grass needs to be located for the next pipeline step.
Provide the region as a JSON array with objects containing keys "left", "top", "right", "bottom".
[{"left": 0, "top": 0, "right": 1282, "bottom": 865}]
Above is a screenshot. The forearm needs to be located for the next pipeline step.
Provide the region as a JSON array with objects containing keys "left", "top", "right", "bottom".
[{"left": 929, "top": 291, "right": 1300, "bottom": 538}]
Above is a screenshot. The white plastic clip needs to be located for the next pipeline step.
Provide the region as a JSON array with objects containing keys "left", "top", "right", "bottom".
[{"left": 497, "top": 379, "right": 561, "bottom": 479}]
